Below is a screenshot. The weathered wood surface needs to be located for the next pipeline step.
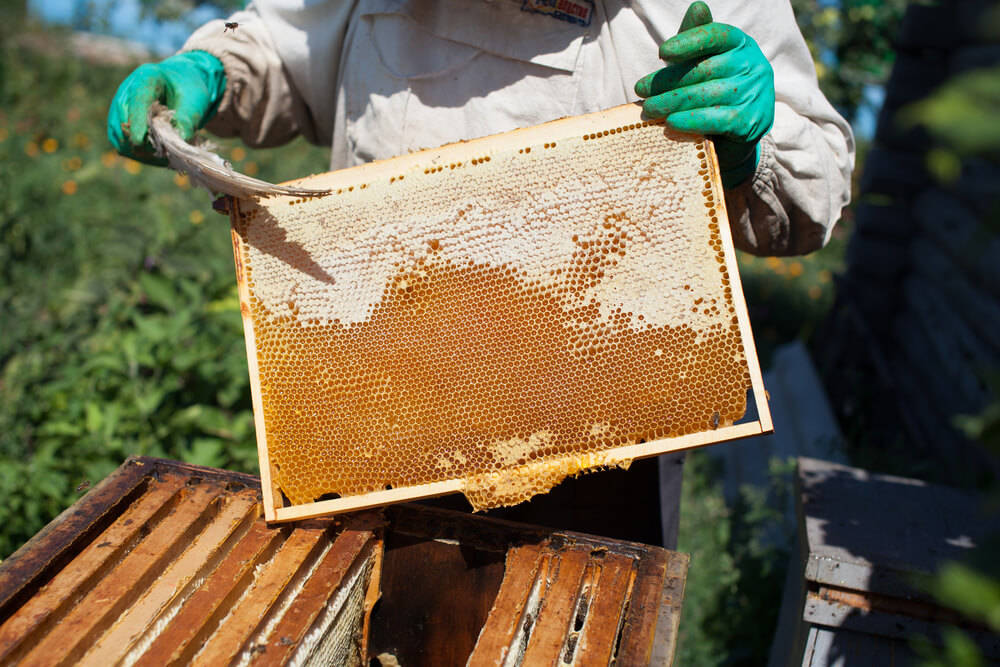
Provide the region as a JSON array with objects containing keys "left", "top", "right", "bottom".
[
  {"left": 0, "top": 458, "right": 379, "bottom": 667},
  {"left": 802, "top": 626, "right": 922, "bottom": 667},
  {"left": 21, "top": 482, "right": 221, "bottom": 666},
  {"left": 133, "top": 520, "right": 285, "bottom": 667},
  {"left": 799, "top": 457, "right": 1000, "bottom": 600},
  {"left": 465, "top": 531, "right": 688, "bottom": 666},
  {"left": 520, "top": 547, "right": 592, "bottom": 663},
  {"left": 0, "top": 458, "right": 688, "bottom": 666},
  {"left": 465, "top": 545, "right": 546, "bottom": 664},
  {"left": 0, "top": 474, "right": 187, "bottom": 664},
  {"left": 81, "top": 489, "right": 260, "bottom": 666}
]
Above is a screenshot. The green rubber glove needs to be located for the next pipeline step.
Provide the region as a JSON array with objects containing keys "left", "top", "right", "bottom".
[
  {"left": 634, "top": 2, "right": 775, "bottom": 188},
  {"left": 107, "top": 50, "right": 227, "bottom": 166}
]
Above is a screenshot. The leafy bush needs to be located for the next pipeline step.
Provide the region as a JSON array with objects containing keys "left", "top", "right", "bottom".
[{"left": 0, "top": 28, "right": 327, "bottom": 557}]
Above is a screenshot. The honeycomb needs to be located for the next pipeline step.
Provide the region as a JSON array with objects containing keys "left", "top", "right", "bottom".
[{"left": 231, "top": 105, "right": 754, "bottom": 512}]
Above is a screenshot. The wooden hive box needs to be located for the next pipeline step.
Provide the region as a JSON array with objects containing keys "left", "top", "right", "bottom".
[
  {"left": 223, "top": 103, "right": 772, "bottom": 522},
  {"left": 769, "top": 457, "right": 1000, "bottom": 666},
  {"left": 0, "top": 458, "right": 688, "bottom": 665}
]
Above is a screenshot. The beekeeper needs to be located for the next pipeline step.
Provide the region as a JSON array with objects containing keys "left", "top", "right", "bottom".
[{"left": 107, "top": 0, "right": 854, "bottom": 546}]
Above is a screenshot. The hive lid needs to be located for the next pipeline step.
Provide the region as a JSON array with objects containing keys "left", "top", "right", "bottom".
[{"left": 227, "top": 103, "right": 772, "bottom": 522}]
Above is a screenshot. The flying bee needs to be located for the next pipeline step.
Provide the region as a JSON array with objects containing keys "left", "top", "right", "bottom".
[
  {"left": 224, "top": 21, "right": 239, "bottom": 33},
  {"left": 76, "top": 479, "right": 91, "bottom": 493}
]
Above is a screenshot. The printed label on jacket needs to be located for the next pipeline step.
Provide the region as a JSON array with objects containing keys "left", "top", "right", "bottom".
[{"left": 521, "top": 0, "right": 594, "bottom": 27}]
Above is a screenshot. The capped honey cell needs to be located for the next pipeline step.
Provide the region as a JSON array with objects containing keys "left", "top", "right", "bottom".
[{"left": 231, "top": 104, "right": 769, "bottom": 518}]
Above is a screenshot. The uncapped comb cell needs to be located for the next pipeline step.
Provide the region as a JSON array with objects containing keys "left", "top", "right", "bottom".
[{"left": 231, "top": 104, "right": 758, "bottom": 514}]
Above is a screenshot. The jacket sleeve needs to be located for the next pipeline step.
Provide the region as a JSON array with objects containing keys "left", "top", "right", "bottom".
[
  {"left": 634, "top": 0, "right": 856, "bottom": 256},
  {"left": 179, "top": 1, "right": 354, "bottom": 148}
]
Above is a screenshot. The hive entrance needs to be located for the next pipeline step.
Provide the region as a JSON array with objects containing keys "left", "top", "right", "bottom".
[{"left": 229, "top": 104, "right": 772, "bottom": 522}]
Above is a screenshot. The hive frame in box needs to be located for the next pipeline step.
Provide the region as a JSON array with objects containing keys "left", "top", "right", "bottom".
[{"left": 226, "top": 103, "right": 773, "bottom": 522}]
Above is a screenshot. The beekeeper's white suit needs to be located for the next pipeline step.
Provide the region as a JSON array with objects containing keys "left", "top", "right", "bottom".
[
  {"left": 182, "top": 0, "right": 854, "bottom": 547},
  {"left": 183, "top": 0, "right": 854, "bottom": 257}
]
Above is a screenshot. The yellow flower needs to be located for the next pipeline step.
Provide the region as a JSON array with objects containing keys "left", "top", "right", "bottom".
[
  {"left": 173, "top": 173, "right": 191, "bottom": 189},
  {"left": 788, "top": 261, "right": 804, "bottom": 278},
  {"left": 189, "top": 210, "right": 205, "bottom": 225},
  {"left": 72, "top": 133, "right": 90, "bottom": 149},
  {"left": 25, "top": 141, "right": 39, "bottom": 157},
  {"left": 62, "top": 180, "right": 78, "bottom": 195},
  {"left": 64, "top": 156, "right": 83, "bottom": 171},
  {"left": 124, "top": 159, "right": 142, "bottom": 175},
  {"left": 230, "top": 146, "right": 247, "bottom": 162},
  {"left": 101, "top": 151, "right": 118, "bottom": 167},
  {"left": 245, "top": 161, "right": 259, "bottom": 176},
  {"left": 42, "top": 137, "right": 59, "bottom": 153},
  {"left": 765, "top": 256, "right": 786, "bottom": 274},
  {"left": 808, "top": 286, "right": 823, "bottom": 300},
  {"left": 818, "top": 270, "right": 832, "bottom": 284},
  {"left": 0, "top": 128, "right": 8, "bottom": 143}
]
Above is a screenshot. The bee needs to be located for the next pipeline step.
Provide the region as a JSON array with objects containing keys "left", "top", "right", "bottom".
[
  {"left": 76, "top": 479, "right": 91, "bottom": 493},
  {"left": 224, "top": 21, "right": 239, "bottom": 33},
  {"left": 710, "top": 411, "right": 720, "bottom": 429}
]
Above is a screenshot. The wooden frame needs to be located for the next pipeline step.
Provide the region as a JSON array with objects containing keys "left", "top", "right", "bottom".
[{"left": 227, "top": 103, "right": 773, "bottom": 522}]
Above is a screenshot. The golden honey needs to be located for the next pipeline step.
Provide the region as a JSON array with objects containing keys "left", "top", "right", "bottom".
[{"left": 232, "top": 108, "right": 753, "bottom": 510}]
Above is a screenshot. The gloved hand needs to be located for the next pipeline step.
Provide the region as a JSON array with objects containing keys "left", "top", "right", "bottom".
[
  {"left": 107, "top": 51, "right": 227, "bottom": 166},
  {"left": 634, "top": 2, "right": 774, "bottom": 188}
]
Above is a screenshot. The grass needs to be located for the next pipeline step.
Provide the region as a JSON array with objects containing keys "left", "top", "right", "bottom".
[{"left": 1, "top": 17, "right": 853, "bottom": 665}]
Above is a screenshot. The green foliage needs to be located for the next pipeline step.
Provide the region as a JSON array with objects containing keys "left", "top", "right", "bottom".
[
  {"left": 0, "top": 32, "right": 327, "bottom": 557},
  {"left": 791, "top": 0, "right": 908, "bottom": 121},
  {"left": 902, "top": 66, "right": 1000, "bottom": 188},
  {"left": 677, "top": 454, "right": 798, "bottom": 666}
]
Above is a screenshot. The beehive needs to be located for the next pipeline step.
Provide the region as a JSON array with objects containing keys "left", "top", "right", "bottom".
[
  {"left": 0, "top": 459, "right": 382, "bottom": 666},
  {"left": 228, "top": 103, "right": 772, "bottom": 521},
  {"left": 0, "top": 458, "right": 689, "bottom": 666}
]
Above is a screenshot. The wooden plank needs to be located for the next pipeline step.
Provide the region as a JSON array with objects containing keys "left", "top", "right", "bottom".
[
  {"left": 19, "top": 482, "right": 221, "bottom": 667},
  {"left": 0, "top": 474, "right": 186, "bottom": 664},
  {"left": 0, "top": 458, "right": 150, "bottom": 621},
  {"left": 270, "top": 422, "right": 765, "bottom": 523},
  {"left": 229, "top": 204, "right": 280, "bottom": 520},
  {"left": 79, "top": 490, "right": 260, "bottom": 666},
  {"left": 256, "top": 529, "right": 377, "bottom": 665},
  {"left": 803, "top": 626, "right": 921, "bottom": 667},
  {"left": 360, "top": 533, "right": 384, "bottom": 666},
  {"left": 467, "top": 544, "right": 546, "bottom": 666},
  {"left": 131, "top": 519, "right": 286, "bottom": 667},
  {"left": 706, "top": 138, "right": 773, "bottom": 435},
  {"left": 650, "top": 551, "right": 690, "bottom": 667},
  {"left": 799, "top": 457, "right": 1000, "bottom": 600},
  {"left": 190, "top": 525, "right": 329, "bottom": 666},
  {"left": 613, "top": 547, "right": 668, "bottom": 666},
  {"left": 572, "top": 553, "right": 636, "bottom": 664},
  {"left": 521, "top": 547, "right": 591, "bottom": 664}
]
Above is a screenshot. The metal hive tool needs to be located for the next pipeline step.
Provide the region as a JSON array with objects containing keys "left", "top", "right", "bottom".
[{"left": 225, "top": 103, "right": 773, "bottom": 522}]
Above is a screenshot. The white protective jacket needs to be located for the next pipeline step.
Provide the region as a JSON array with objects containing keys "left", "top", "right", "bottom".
[{"left": 182, "top": 0, "right": 855, "bottom": 256}]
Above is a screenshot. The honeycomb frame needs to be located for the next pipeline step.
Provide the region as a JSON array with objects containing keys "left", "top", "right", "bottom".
[{"left": 227, "top": 103, "right": 773, "bottom": 523}]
